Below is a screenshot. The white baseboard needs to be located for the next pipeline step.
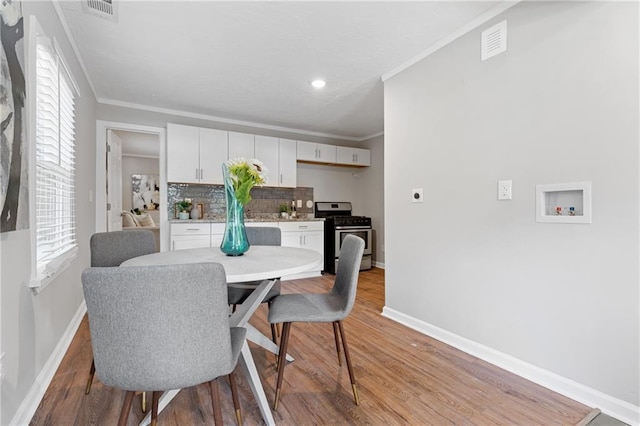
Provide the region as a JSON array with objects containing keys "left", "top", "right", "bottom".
[
  {"left": 11, "top": 301, "right": 87, "bottom": 426},
  {"left": 372, "top": 261, "right": 385, "bottom": 269},
  {"left": 381, "top": 306, "right": 639, "bottom": 426}
]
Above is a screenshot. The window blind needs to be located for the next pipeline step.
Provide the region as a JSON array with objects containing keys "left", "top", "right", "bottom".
[{"left": 35, "top": 38, "right": 77, "bottom": 271}]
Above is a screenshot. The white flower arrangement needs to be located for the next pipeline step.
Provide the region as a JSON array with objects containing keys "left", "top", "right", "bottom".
[{"left": 225, "top": 158, "right": 268, "bottom": 205}]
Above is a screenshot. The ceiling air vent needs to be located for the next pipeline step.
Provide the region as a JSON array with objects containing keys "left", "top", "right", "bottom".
[
  {"left": 82, "top": 0, "right": 118, "bottom": 22},
  {"left": 481, "top": 20, "right": 507, "bottom": 61}
]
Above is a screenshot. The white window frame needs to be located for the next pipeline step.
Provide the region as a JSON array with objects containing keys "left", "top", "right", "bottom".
[{"left": 28, "top": 16, "right": 80, "bottom": 293}]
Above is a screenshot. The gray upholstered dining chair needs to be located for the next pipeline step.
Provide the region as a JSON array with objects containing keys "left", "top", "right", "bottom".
[
  {"left": 82, "top": 263, "right": 246, "bottom": 426},
  {"left": 228, "top": 226, "right": 282, "bottom": 342},
  {"left": 268, "top": 234, "right": 365, "bottom": 410},
  {"left": 85, "top": 230, "right": 157, "bottom": 407},
  {"left": 90, "top": 229, "right": 157, "bottom": 268}
]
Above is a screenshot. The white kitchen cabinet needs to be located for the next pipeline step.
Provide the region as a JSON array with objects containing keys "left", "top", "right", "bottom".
[
  {"left": 296, "top": 141, "right": 337, "bottom": 164},
  {"left": 167, "top": 124, "right": 228, "bottom": 184},
  {"left": 167, "top": 124, "right": 200, "bottom": 183},
  {"left": 279, "top": 220, "right": 323, "bottom": 265},
  {"left": 228, "top": 132, "right": 255, "bottom": 159},
  {"left": 170, "top": 222, "right": 211, "bottom": 250},
  {"left": 254, "top": 136, "right": 297, "bottom": 188},
  {"left": 199, "top": 128, "right": 229, "bottom": 183},
  {"left": 278, "top": 138, "right": 297, "bottom": 187},
  {"left": 336, "top": 146, "right": 371, "bottom": 167},
  {"left": 279, "top": 221, "right": 324, "bottom": 279},
  {"left": 210, "top": 223, "right": 226, "bottom": 247},
  {"left": 254, "top": 135, "right": 279, "bottom": 185}
]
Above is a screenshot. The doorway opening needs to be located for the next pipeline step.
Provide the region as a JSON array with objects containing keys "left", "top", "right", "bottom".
[{"left": 95, "top": 121, "right": 166, "bottom": 251}]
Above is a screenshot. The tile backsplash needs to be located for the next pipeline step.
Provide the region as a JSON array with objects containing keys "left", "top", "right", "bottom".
[{"left": 168, "top": 184, "right": 314, "bottom": 219}]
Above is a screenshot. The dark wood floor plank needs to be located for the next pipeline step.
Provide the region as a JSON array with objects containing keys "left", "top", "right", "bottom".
[{"left": 30, "top": 268, "right": 590, "bottom": 425}]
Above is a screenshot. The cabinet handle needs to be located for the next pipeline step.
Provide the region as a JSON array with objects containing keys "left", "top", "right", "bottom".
[
  {"left": 299, "top": 235, "right": 302, "bottom": 245},
  {"left": 200, "top": 168, "right": 203, "bottom": 180},
  {"left": 172, "top": 241, "right": 175, "bottom": 250},
  {"left": 355, "top": 153, "right": 358, "bottom": 162},
  {"left": 315, "top": 148, "right": 318, "bottom": 158},
  {"left": 303, "top": 235, "right": 306, "bottom": 245},
  {"left": 299, "top": 225, "right": 308, "bottom": 229},
  {"left": 186, "top": 228, "right": 200, "bottom": 231},
  {"left": 280, "top": 173, "right": 283, "bottom": 184}
]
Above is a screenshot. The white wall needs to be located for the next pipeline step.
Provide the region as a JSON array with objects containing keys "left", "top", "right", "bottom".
[
  {"left": 0, "top": 1, "right": 97, "bottom": 423},
  {"left": 384, "top": 0, "right": 638, "bottom": 418},
  {"left": 360, "top": 134, "right": 384, "bottom": 265}
]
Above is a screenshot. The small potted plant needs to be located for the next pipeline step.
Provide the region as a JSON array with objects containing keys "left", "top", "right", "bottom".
[
  {"left": 177, "top": 199, "right": 192, "bottom": 220},
  {"left": 279, "top": 204, "right": 289, "bottom": 218}
]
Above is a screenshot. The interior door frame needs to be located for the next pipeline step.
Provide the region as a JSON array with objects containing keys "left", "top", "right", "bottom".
[
  {"left": 95, "top": 121, "right": 167, "bottom": 251},
  {"left": 106, "top": 129, "right": 123, "bottom": 232}
]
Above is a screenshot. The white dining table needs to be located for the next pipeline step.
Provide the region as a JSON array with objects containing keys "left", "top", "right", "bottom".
[{"left": 120, "top": 245, "right": 322, "bottom": 426}]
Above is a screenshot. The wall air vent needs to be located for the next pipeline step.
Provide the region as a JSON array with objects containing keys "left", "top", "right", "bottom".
[
  {"left": 481, "top": 20, "right": 507, "bottom": 61},
  {"left": 82, "top": 0, "right": 118, "bottom": 22}
]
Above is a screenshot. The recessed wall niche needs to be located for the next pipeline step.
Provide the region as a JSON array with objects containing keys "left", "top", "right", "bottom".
[{"left": 536, "top": 181, "right": 592, "bottom": 224}]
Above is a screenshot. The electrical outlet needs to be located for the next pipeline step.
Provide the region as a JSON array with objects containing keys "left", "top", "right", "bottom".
[
  {"left": 498, "top": 180, "right": 512, "bottom": 200},
  {"left": 412, "top": 188, "right": 424, "bottom": 203}
]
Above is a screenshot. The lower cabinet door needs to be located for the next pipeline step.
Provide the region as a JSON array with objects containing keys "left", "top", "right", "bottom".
[
  {"left": 171, "top": 235, "right": 210, "bottom": 251},
  {"left": 280, "top": 231, "right": 303, "bottom": 249}
]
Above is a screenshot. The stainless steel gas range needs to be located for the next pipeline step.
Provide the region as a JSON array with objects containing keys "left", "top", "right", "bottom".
[{"left": 315, "top": 202, "right": 372, "bottom": 274}]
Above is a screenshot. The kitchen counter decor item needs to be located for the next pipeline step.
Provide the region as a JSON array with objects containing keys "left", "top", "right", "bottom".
[
  {"left": 220, "top": 158, "right": 267, "bottom": 256},
  {"left": 279, "top": 204, "right": 289, "bottom": 218},
  {"left": 190, "top": 203, "right": 202, "bottom": 219},
  {"left": 176, "top": 199, "right": 192, "bottom": 220}
]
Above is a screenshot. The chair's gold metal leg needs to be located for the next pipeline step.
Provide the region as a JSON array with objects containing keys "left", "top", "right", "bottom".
[
  {"left": 228, "top": 371, "right": 243, "bottom": 426},
  {"left": 274, "top": 388, "right": 281, "bottom": 411},
  {"left": 338, "top": 321, "right": 360, "bottom": 406},
  {"left": 141, "top": 391, "right": 147, "bottom": 413},
  {"left": 352, "top": 383, "right": 360, "bottom": 406}
]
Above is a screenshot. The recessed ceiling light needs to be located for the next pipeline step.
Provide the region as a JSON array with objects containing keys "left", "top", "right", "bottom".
[{"left": 311, "top": 79, "right": 326, "bottom": 89}]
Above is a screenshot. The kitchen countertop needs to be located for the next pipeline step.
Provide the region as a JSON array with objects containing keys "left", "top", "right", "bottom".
[{"left": 170, "top": 215, "right": 324, "bottom": 224}]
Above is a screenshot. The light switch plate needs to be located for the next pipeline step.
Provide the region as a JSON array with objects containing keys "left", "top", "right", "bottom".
[{"left": 412, "top": 188, "right": 424, "bottom": 203}]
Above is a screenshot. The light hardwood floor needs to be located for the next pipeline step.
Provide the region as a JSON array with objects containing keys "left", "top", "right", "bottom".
[{"left": 31, "top": 268, "right": 591, "bottom": 425}]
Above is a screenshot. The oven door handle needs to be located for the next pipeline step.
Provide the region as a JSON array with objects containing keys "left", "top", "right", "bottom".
[{"left": 335, "top": 225, "right": 371, "bottom": 230}]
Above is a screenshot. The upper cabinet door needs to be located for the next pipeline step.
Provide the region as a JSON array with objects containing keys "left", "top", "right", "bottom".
[
  {"left": 278, "top": 138, "right": 297, "bottom": 188},
  {"left": 316, "top": 143, "right": 337, "bottom": 163},
  {"left": 297, "top": 141, "right": 337, "bottom": 164},
  {"left": 336, "top": 146, "right": 371, "bottom": 166},
  {"left": 167, "top": 124, "right": 200, "bottom": 183},
  {"left": 228, "top": 132, "right": 255, "bottom": 159},
  {"left": 199, "top": 128, "right": 228, "bottom": 184},
  {"left": 254, "top": 135, "right": 279, "bottom": 186},
  {"left": 296, "top": 141, "right": 318, "bottom": 162}
]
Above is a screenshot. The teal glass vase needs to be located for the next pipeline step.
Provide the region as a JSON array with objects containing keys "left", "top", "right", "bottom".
[{"left": 220, "top": 164, "right": 250, "bottom": 256}]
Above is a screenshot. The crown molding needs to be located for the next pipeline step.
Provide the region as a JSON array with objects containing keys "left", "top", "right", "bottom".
[
  {"left": 361, "top": 131, "right": 384, "bottom": 141},
  {"left": 97, "top": 98, "right": 371, "bottom": 142},
  {"left": 382, "top": 0, "right": 521, "bottom": 82}
]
